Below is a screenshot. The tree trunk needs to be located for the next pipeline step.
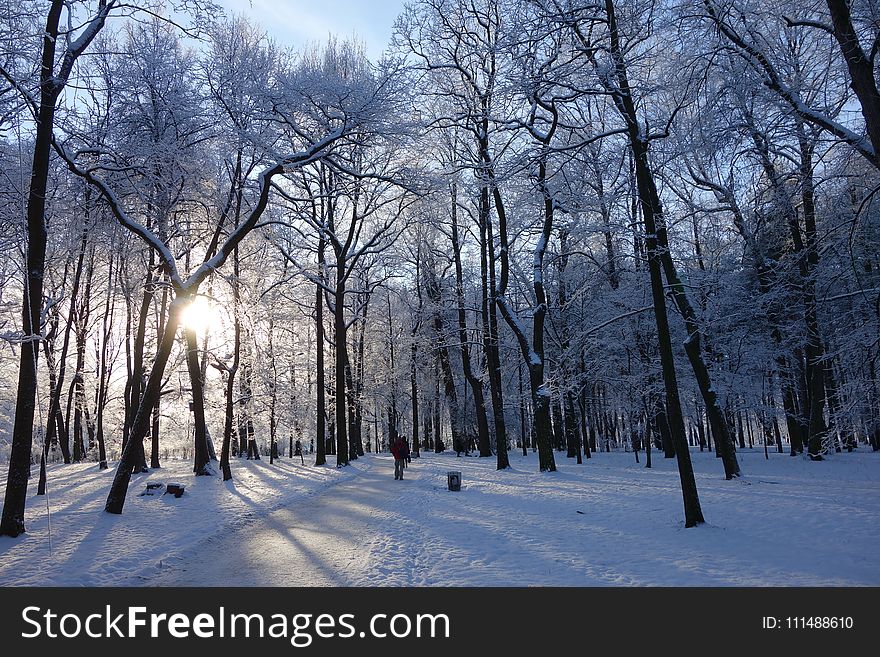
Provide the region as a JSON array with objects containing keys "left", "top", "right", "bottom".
[
  {"left": 334, "top": 276, "right": 350, "bottom": 467},
  {"left": 478, "top": 193, "right": 496, "bottom": 458},
  {"left": 105, "top": 295, "right": 186, "bottom": 514},
  {"left": 736, "top": 407, "right": 746, "bottom": 449},
  {"left": 353, "top": 290, "right": 368, "bottom": 457},
  {"left": 410, "top": 336, "right": 420, "bottom": 457},
  {"left": 1, "top": 0, "right": 63, "bottom": 538},
  {"left": 94, "top": 249, "right": 116, "bottom": 470},
  {"left": 185, "top": 326, "right": 211, "bottom": 476},
  {"left": 657, "top": 408, "right": 675, "bottom": 459},
  {"left": 37, "top": 258, "right": 68, "bottom": 494},
  {"left": 433, "top": 359, "right": 443, "bottom": 452},
  {"left": 578, "top": 386, "right": 591, "bottom": 460},
  {"left": 71, "top": 248, "right": 95, "bottom": 464},
  {"left": 567, "top": 391, "right": 582, "bottom": 464},
  {"left": 493, "top": 165, "right": 556, "bottom": 471},
  {"left": 603, "top": 0, "right": 738, "bottom": 483},
  {"left": 315, "top": 237, "right": 327, "bottom": 466},
  {"left": 519, "top": 362, "right": 529, "bottom": 456},
  {"left": 482, "top": 188, "right": 509, "bottom": 467},
  {"left": 425, "top": 268, "right": 463, "bottom": 455},
  {"left": 220, "top": 358, "right": 237, "bottom": 482},
  {"left": 797, "top": 127, "right": 829, "bottom": 460},
  {"left": 552, "top": 386, "right": 565, "bottom": 452},
  {"left": 268, "top": 315, "right": 278, "bottom": 464},
  {"left": 150, "top": 280, "right": 169, "bottom": 469},
  {"left": 411, "top": 252, "right": 423, "bottom": 458},
  {"left": 220, "top": 174, "right": 245, "bottom": 478},
  {"left": 450, "top": 182, "right": 491, "bottom": 457},
  {"left": 602, "top": 0, "right": 704, "bottom": 524},
  {"left": 48, "top": 227, "right": 89, "bottom": 467},
  {"left": 559, "top": 304, "right": 577, "bottom": 456},
  {"left": 386, "top": 293, "right": 399, "bottom": 450}
]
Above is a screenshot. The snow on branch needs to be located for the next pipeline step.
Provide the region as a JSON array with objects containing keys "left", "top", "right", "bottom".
[
  {"left": 703, "top": 0, "right": 880, "bottom": 168},
  {"left": 185, "top": 127, "right": 346, "bottom": 290},
  {"left": 54, "top": 0, "right": 119, "bottom": 91},
  {"left": 52, "top": 138, "right": 182, "bottom": 285}
]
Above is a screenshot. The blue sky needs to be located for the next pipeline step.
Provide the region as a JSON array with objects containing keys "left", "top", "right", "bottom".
[{"left": 217, "top": 0, "right": 408, "bottom": 60}]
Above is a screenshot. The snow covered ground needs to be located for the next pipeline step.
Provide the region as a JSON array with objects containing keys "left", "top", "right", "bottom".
[
  {"left": 0, "top": 457, "right": 357, "bottom": 586},
  {"left": 1, "top": 447, "right": 877, "bottom": 586}
]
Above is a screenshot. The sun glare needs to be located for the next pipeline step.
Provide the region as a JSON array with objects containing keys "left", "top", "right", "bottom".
[{"left": 180, "top": 296, "right": 221, "bottom": 334}]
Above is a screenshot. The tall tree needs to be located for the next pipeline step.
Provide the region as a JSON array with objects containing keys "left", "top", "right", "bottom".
[{"left": 1, "top": 0, "right": 117, "bottom": 537}]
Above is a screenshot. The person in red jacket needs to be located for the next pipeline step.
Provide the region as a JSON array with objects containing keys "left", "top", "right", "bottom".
[{"left": 391, "top": 435, "right": 410, "bottom": 480}]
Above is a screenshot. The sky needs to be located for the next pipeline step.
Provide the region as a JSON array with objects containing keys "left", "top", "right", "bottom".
[{"left": 216, "top": 0, "right": 409, "bottom": 61}]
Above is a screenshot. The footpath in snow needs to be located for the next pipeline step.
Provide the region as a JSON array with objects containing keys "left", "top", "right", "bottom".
[
  {"left": 1, "top": 448, "right": 878, "bottom": 586},
  {"left": 0, "top": 457, "right": 358, "bottom": 586}
]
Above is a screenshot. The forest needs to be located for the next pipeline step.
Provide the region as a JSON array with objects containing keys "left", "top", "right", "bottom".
[{"left": 1, "top": 0, "right": 879, "bottom": 541}]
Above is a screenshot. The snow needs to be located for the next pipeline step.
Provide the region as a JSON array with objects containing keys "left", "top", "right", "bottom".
[
  {"left": 1, "top": 449, "right": 878, "bottom": 586},
  {"left": 0, "top": 458, "right": 356, "bottom": 586}
]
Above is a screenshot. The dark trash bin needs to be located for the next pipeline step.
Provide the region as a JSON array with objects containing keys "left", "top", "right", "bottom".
[{"left": 447, "top": 471, "right": 461, "bottom": 491}]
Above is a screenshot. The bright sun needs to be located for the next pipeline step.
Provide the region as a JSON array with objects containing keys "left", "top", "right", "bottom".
[{"left": 180, "top": 296, "right": 221, "bottom": 334}]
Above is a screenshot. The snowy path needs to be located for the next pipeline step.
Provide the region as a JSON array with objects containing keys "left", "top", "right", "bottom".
[
  {"left": 141, "top": 455, "right": 417, "bottom": 586},
  {"left": 133, "top": 449, "right": 880, "bottom": 587},
  {"left": 3, "top": 449, "right": 878, "bottom": 586}
]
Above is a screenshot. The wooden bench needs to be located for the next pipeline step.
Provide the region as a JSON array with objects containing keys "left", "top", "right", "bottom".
[
  {"left": 165, "top": 483, "right": 186, "bottom": 498},
  {"left": 139, "top": 482, "right": 165, "bottom": 497}
]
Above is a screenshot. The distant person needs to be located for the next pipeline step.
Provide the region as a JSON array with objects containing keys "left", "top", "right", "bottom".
[
  {"left": 391, "top": 435, "right": 410, "bottom": 480},
  {"left": 294, "top": 439, "right": 304, "bottom": 464}
]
